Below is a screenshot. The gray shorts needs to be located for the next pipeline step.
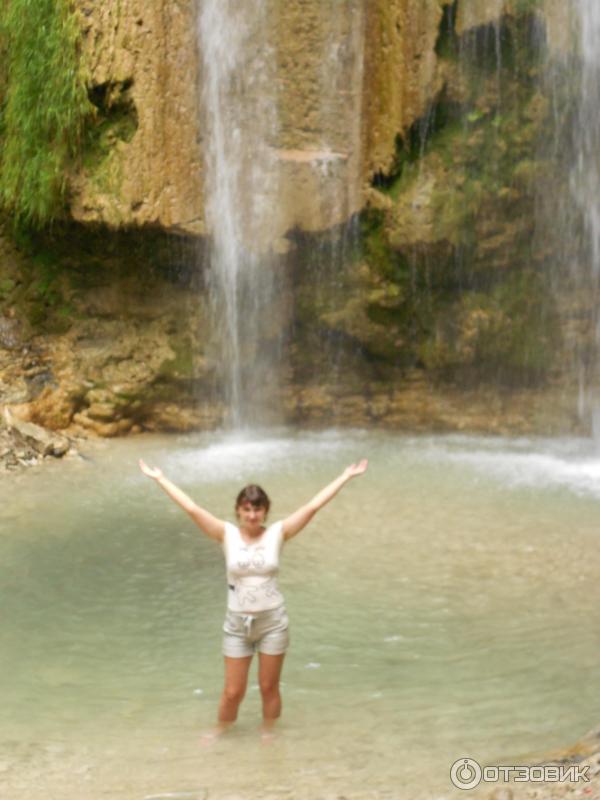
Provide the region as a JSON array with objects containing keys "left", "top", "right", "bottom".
[{"left": 222, "top": 606, "right": 290, "bottom": 658}]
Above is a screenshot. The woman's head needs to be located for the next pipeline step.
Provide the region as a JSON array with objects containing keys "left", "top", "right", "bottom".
[{"left": 235, "top": 484, "right": 271, "bottom": 517}]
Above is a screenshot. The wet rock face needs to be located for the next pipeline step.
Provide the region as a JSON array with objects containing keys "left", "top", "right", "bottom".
[
  {"left": 289, "top": 4, "right": 574, "bottom": 398},
  {"left": 0, "top": 226, "right": 223, "bottom": 436},
  {"left": 70, "top": 0, "right": 457, "bottom": 232},
  {"left": 70, "top": 0, "right": 369, "bottom": 237},
  {"left": 71, "top": 0, "right": 204, "bottom": 234},
  {"left": 66, "top": 0, "right": 571, "bottom": 237},
  {"left": 0, "top": 2, "right": 583, "bottom": 438},
  {"left": 66, "top": 0, "right": 572, "bottom": 239},
  {"left": 363, "top": 0, "right": 572, "bottom": 180},
  {"left": 363, "top": 0, "right": 445, "bottom": 179}
]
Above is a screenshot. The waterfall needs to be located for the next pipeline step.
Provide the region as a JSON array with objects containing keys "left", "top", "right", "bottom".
[
  {"left": 196, "top": 0, "right": 366, "bottom": 427},
  {"left": 197, "top": 0, "right": 281, "bottom": 429},
  {"left": 570, "top": 0, "right": 600, "bottom": 432}
]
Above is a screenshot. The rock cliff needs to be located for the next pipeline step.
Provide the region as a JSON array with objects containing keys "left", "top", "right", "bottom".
[
  {"left": 67, "top": 0, "right": 572, "bottom": 237},
  {"left": 0, "top": 0, "right": 587, "bottom": 437},
  {"left": 71, "top": 0, "right": 204, "bottom": 233}
]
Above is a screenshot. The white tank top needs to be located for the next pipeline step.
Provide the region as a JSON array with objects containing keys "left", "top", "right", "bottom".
[{"left": 222, "top": 521, "right": 285, "bottom": 612}]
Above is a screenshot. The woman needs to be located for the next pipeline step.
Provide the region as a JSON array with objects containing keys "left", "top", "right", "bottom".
[{"left": 139, "top": 456, "right": 368, "bottom": 735}]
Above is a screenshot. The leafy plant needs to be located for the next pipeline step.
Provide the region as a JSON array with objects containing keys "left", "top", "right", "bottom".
[{"left": 0, "top": 0, "right": 93, "bottom": 226}]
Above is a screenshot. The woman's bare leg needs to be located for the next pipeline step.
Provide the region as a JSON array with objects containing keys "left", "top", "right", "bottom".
[
  {"left": 258, "top": 652, "right": 285, "bottom": 730},
  {"left": 218, "top": 655, "right": 253, "bottom": 724}
]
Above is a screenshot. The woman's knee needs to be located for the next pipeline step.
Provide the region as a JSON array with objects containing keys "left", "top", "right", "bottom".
[
  {"left": 223, "top": 683, "right": 246, "bottom": 705},
  {"left": 258, "top": 677, "right": 280, "bottom": 698}
]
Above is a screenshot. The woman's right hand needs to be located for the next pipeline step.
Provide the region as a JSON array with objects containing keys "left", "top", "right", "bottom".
[{"left": 139, "top": 459, "right": 163, "bottom": 481}]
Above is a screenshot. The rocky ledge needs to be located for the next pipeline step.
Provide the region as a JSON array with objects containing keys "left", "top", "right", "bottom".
[{"left": 0, "top": 406, "right": 75, "bottom": 472}]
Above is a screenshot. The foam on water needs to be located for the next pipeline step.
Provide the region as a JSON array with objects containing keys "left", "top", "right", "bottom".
[
  {"left": 415, "top": 434, "right": 600, "bottom": 497},
  {"left": 162, "top": 429, "right": 351, "bottom": 482}
]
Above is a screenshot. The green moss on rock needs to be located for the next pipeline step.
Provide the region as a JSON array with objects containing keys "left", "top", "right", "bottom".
[
  {"left": 417, "top": 271, "right": 559, "bottom": 385},
  {"left": 342, "top": 7, "right": 561, "bottom": 387},
  {"left": 159, "top": 335, "right": 195, "bottom": 380},
  {"left": 83, "top": 79, "right": 138, "bottom": 174}
]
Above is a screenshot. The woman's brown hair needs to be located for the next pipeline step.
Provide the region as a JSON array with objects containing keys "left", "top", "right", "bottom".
[{"left": 235, "top": 484, "right": 271, "bottom": 513}]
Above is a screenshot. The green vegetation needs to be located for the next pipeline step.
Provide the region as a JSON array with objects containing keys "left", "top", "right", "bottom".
[
  {"left": 0, "top": 0, "right": 93, "bottom": 226},
  {"left": 508, "top": 0, "right": 542, "bottom": 14},
  {"left": 0, "top": 276, "right": 16, "bottom": 298},
  {"left": 159, "top": 335, "right": 195, "bottom": 380},
  {"left": 416, "top": 271, "right": 558, "bottom": 384},
  {"left": 435, "top": 1, "right": 459, "bottom": 61},
  {"left": 84, "top": 79, "right": 138, "bottom": 168},
  {"left": 353, "top": 7, "right": 562, "bottom": 387},
  {"left": 6, "top": 235, "right": 76, "bottom": 332}
]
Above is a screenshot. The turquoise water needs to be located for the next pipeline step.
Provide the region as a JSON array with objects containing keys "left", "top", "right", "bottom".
[{"left": 1, "top": 430, "right": 600, "bottom": 799}]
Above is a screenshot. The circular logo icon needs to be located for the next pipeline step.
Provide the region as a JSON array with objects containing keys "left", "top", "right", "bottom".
[{"left": 450, "top": 758, "right": 482, "bottom": 790}]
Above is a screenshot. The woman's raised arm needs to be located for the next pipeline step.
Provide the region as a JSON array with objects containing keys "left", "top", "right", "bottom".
[
  {"left": 282, "top": 459, "right": 368, "bottom": 541},
  {"left": 139, "top": 459, "right": 225, "bottom": 542}
]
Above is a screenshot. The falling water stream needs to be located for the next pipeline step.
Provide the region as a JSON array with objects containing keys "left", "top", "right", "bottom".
[
  {"left": 198, "top": 0, "right": 282, "bottom": 427},
  {"left": 570, "top": 0, "right": 600, "bottom": 432},
  {"left": 197, "top": 0, "right": 366, "bottom": 427}
]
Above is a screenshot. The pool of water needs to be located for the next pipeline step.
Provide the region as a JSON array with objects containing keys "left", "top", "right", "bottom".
[{"left": 1, "top": 429, "right": 600, "bottom": 799}]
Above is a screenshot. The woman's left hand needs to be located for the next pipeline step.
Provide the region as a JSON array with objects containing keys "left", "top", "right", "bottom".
[{"left": 343, "top": 459, "right": 368, "bottom": 479}]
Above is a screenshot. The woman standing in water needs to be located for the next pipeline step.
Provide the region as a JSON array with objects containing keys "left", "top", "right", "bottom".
[{"left": 139, "top": 457, "right": 368, "bottom": 735}]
